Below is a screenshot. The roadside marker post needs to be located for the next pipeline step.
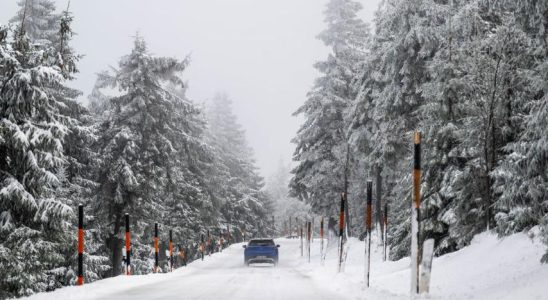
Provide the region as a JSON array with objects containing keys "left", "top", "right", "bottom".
[
  {"left": 365, "top": 181, "right": 373, "bottom": 287},
  {"left": 419, "top": 239, "right": 435, "bottom": 293},
  {"left": 320, "top": 217, "right": 325, "bottom": 265},
  {"left": 169, "top": 229, "right": 173, "bottom": 272},
  {"left": 77, "top": 205, "right": 84, "bottom": 286},
  {"left": 125, "top": 213, "right": 131, "bottom": 275},
  {"left": 307, "top": 221, "right": 311, "bottom": 263},
  {"left": 411, "top": 131, "right": 421, "bottom": 294},
  {"left": 154, "top": 223, "right": 159, "bottom": 273},
  {"left": 338, "top": 193, "right": 345, "bottom": 273},
  {"left": 383, "top": 203, "right": 388, "bottom": 261}
]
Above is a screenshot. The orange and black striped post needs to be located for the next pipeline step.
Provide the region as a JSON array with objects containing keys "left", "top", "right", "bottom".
[
  {"left": 77, "top": 204, "right": 84, "bottom": 285},
  {"left": 365, "top": 181, "right": 373, "bottom": 287},
  {"left": 320, "top": 216, "right": 324, "bottom": 265},
  {"left": 383, "top": 203, "right": 388, "bottom": 261},
  {"left": 411, "top": 131, "right": 421, "bottom": 293},
  {"left": 125, "top": 213, "right": 131, "bottom": 275},
  {"left": 338, "top": 193, "right": 345, "bottom": 273},
  {"left": 169, "top": 229, "right": 173, "bottom": 272},
  {"left": 154, "top": 223, "right": 159, "bottom": 273},
  {"left": 307, "top": 221, "right": 311, "bottom": 263}
]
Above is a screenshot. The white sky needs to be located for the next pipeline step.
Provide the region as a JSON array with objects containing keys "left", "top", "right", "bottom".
[{"left": 0, "top": 0, "right": 381, "bottom": 177}]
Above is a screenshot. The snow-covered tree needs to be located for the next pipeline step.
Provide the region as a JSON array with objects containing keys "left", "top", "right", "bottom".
[
  {"left": 0, "top": 21, "right": 76, "bottom": 298},
  {"left": 206, "top": 93, "right": 272, "bottom": 238},
  {"left": 266, "top": 158, "right": 313, "bottom": 235},
  {"left": 347, "top": 0, "right": 548, "bottom": 260},
  {"left": 10, "top": 0, "right": 60, "bottom": 46},
  {"left": 91, "top": 36, "right": 214, "bottom": 275},
  {"left": 291, "top": 0, "right": 370, "bottom": 226}
]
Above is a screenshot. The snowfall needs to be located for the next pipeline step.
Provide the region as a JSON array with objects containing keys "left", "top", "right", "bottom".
[{"left": 21, "top": 229, "right": 548, "bottom": 300}]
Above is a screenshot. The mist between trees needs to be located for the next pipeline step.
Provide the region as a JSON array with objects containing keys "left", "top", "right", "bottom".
[{"left": 1, "top": 0, "right": 547, "bottom": 299}]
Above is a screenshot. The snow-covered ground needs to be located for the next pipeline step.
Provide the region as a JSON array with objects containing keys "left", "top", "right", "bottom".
[{"left": 22, "top": 229, "right": 548, "bottom": 300}]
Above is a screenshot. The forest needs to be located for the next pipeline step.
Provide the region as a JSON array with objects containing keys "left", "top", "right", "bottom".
[
  {"left": 1, "top": 0, "right": 547, "bottom": 299},
  {"left": 291, "top": 0, "right": 547, "bottom": 265},
  {"left": 0, "top": 1, "right": 276, "bottom": 298}
]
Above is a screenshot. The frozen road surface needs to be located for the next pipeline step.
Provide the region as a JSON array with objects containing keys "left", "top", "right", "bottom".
[{"left": 25, "top": 239, "right": 350, "bottom": 300}]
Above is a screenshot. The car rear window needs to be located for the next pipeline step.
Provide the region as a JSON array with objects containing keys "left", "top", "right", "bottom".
[{"left": 248, "top": 239, "right": 275, "bottom": 246}]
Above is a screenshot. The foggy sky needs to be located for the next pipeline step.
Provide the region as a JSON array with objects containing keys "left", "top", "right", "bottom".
[{"left": 0, "top": 0, "right": 381, "bottom": 178}]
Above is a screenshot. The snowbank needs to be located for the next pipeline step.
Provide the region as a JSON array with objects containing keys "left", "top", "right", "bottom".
[{"left": 296, "top": 229, "right": 548, "bottom": 300}]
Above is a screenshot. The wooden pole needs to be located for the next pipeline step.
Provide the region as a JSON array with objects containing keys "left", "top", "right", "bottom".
[
  {"left": 411, "top": 131, "right": 421, "bottom": 294},
  {"left": 77, "top": 205, "right": 84, "bottom": 285},
  {"left": 201, "top": 234, "right": 205, "bottom": 261},
  {"left": 320, "top": 217, "right": 324, "bottom": 265},
  {"left": 307, "top": 221, "right": 311, "bottom": 263},
  {"left": 338, "top": 193, "right": 345, "bottom": 273},
  {"left": 125, "top": 213, "right": 131, "bottom": 275},
  {"left": 383, "top": 203, "right": 388, "bottom": 261},
  {"left": 154, "top": 223, "right": 159, "bottom": 273},
  {"left": 366, "top": 181, "right": 373, "bottom": 287},
  {"left": 169, "top": 229, "right": 173, "bottom": 272}
]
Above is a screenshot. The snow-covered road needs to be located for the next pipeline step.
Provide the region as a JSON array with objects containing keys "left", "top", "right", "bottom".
[
  {"left": 25, "top": 239, "right": 349, "bottom": 300},
  {"left": 101, "top": 239, "right": 345, "bottom": 300},
  {"left": 23, "top": 230, "right": 548, "bottom": 300}
]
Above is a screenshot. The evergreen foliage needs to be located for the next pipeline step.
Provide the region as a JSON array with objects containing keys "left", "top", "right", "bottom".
[{"left": 292, "top": 0, "right": 548, "bottom": 262}]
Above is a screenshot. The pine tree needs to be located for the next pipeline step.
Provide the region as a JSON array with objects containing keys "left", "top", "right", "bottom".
[
  {"left": 10, "top": 0, "right": 60, "bottom": 46},
  {"left": 206, "top": 93, "right": 272, "bottom": 238},
  {"left": 348, "top": 0, "right": 548, "bottom": 260},
  {"left": 0, "top": 21, "right": 75, "bottom": 298},
  {"left": 291, "top": 0, "right": 370, "bottom": 223},
  {"left": 91, "top": 36, "right": 211, "bottom": 275},
  {"left": 491, "top": 0, "right": 548, "bottom": 262}
]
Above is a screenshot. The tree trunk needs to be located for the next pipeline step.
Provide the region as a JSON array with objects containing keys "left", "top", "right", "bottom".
[
  {"left": 343, "top": 143, "right": 351, "bottom": 237},
  {"left": 109, "top": 213, "right": 123, "bottom": 277},
  {"left": 375, "top": 166, "right": 384, "bottom": 243}
]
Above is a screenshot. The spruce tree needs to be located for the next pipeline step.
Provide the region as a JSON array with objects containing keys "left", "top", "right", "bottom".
[
  {"left": 206, "top": 93, "right": 272, "bottom": 238},
  {"left": 0, "top": 21, "right": 75, "bottom": 298},
  {"left": 291, "top": 0, "right": 370, "bottom": 223},
  {"left": 91, "top": 36, "right": 212, "bottom": 275},
  {"left": 10, "top": 0, "right": 60, "bottom": 46}
]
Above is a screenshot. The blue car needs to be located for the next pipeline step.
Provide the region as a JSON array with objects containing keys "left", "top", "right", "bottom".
[{"left": 243, "top": 238, "right": 280, "bottom": 266}]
